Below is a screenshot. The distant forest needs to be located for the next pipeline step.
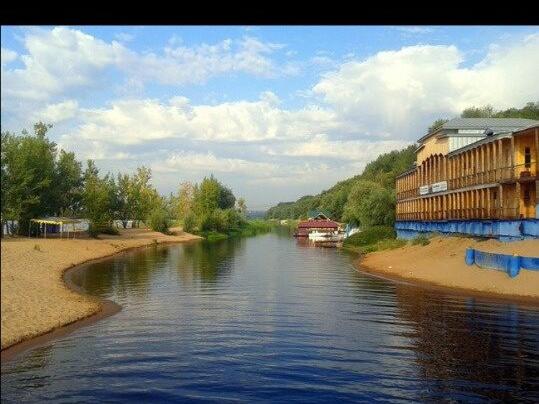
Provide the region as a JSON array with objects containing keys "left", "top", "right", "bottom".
[{"left": 266, "top": 102, "right": 538, "bottom": 226}]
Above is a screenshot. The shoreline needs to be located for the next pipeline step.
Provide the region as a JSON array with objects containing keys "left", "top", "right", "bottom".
[
  {"left": 354, "top": 258, "right": 539, "bottom": 307},
  {"left": 1, "top": 228, "right": 201, "bottom": 360},
  {"left": 352, "top": 236, "right": 539, "bottom": 304}
]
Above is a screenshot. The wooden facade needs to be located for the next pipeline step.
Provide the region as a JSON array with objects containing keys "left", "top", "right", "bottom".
[{"left": 396, "top": 125, "right": 539, "bottom": 221}]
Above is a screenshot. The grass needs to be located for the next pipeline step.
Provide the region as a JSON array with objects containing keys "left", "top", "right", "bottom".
[
  {"left": 343, "top": 226, "right": 396, "bottom": 247},
  {"left": 411, "top": 234, "right": 430, "bottom": 246},
  {"left": 342, "top": 225, "right": 405, "bottom": 255}
]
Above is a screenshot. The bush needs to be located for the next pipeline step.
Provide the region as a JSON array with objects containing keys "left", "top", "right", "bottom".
[
  {"left": 411, "top": 234, "right": 430, "bottom": 246},
  {"left": 183, "top": 213, "right": 197, "bottom": 233},
  {"left": 343, "top": 225, "right": 396, "bottom": 247},
  {"left": 88, "top": 222, "right": 118, "bottom": 237},
  {"left": 147, "top": 208, "right": 171, "bottom": 234}
]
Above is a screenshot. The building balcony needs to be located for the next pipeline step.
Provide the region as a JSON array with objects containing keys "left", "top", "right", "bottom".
[
  {"left": 396, "top": 207, "right": 522, "bottom": 222},
  {"left": 397, "top": 161, "right": 537, "bottom": 201}
]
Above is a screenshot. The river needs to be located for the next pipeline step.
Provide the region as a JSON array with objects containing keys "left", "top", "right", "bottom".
[{"left": 2, "top": 229, "right": 538, "bottom": 402}]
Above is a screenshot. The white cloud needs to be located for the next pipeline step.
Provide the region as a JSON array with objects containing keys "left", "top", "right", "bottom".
[
  {"left": 34, "top": 100, "right": 79, "bottom": 123},
  {"left": 1, "top": 47, "right": 17, "bottom": 65},
  {"left": 1, "top": 27, "right": 121, "bottom": 102},
  {"left": 264, "top": 134, "right": 410, "bottom": 161},
  {"left": 121, "top": 36, "right": 291, "bottom": 85},
  {"left": 156, "top": 152, "right": 278, "bottom": 177},
  {"left": 313, "top": 35, "right": 539, "bottom": 140},
  {"left": 1, "top": 27, "right": 294, "bottom": 110},
  {"left": 68, "top": 93, "right": 335, "bottom": 145}
]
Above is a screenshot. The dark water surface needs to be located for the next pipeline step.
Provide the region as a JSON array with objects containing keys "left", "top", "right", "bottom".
[{"left": 2, "top": 229, "right": 539, "bottom": 402}]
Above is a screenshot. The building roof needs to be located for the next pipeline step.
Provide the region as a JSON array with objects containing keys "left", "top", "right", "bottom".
[
  {"left": 298, "top": 220, "right": 339, "bottom": 229},
  {"left": 446, "top": 123, "right": 539, "bottom": 157},
  {"left": 307, "top": 209, "right": 331, "bottom": 220},
  {"left": 442, "top": 118, "right": 539, "bottom": 131},
  {"left": 418, "top": 118, "right": 539, "bottom": 143},
  {"left": 30, "top": 217, "right": 81, "bottom": 224}
]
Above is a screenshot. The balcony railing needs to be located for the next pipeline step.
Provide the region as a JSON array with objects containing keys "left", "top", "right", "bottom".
[
  {"left": 396, "top": 208, "right": 521, "bottom": 221},
  {"left": 397, "top": 161, "right": 537, "bottom": 200}
]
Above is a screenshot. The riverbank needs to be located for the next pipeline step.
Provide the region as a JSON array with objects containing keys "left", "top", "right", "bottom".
[
  {"left": 1, "top": 228, "right": 201, "bottom": 351},
  {"left": 355, "top": 236, "right": 539, "bottom": 301}
]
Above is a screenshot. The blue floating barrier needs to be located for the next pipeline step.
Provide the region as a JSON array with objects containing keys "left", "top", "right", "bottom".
[
  {"left": 465, "top": 248, "right": 475, "bottom": 266},
  {"left": 508, "top": 255, "right": 521, "bottom": 278}
]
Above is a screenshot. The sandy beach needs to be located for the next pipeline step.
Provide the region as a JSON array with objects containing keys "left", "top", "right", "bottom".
[
  {"left": 357, "top": 236, "right": 539, "bottom": 300},
  {"left": 1, "top": 228, "right": 201, "bottom": 350}
]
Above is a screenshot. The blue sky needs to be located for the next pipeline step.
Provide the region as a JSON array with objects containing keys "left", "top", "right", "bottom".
[{"left": 2, "top": 26, "right": 538, "bottom": 209}]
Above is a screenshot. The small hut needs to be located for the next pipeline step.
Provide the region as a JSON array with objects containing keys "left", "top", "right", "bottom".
[{"left": 29, "top": 217, "right": 88, "bottom": 238}]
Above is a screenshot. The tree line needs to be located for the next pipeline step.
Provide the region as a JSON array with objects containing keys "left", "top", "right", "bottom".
[
  {"left": 266, "top": 145, "right": 416, "bottom": 227},
  {"left": 1, "top": 123, "right": 249, "bottom": 237}
]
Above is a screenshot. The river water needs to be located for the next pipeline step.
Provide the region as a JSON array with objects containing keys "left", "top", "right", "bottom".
[{"left": 2, "top": 229, "right": 539, "bottom": 402}]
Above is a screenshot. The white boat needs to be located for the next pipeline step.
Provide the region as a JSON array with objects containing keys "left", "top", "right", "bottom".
[{"left": 308, "top": 230, "right": 344, "bottom": 242}]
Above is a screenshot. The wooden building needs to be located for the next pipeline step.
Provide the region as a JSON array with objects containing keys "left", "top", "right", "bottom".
[{"left": 395, "top": 118, "right": 539, "bottom": 240}]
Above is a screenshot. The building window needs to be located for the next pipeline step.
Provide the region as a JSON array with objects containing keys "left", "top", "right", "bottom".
[
  {"left": 524, "top": 190, "right": 530, "bottom": 202},
  {"left": 493, "top": 190, "right": 497, "bottom": 200},
  {"left": 524, "top": 147, "right": 531, "bottom": 169}
]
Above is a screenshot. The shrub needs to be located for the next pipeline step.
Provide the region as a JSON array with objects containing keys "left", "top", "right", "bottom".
[
  {"left": 183, "top": 213, "right": 197, "bottom": 233},
  {"left": 411, "top": 234, "right": 430, "bottom": 246},
  {"left": 343, "top": 225, "right": 396, "bottom": 247},
  {"left": 147, "top": 208, "right": 171, "bottom": 234},
  {"left": 100, "top": 225, "right": 119, "bottom": 235},
  {"left": 88, "top": 222, "right": 119, "bottom": 237}
]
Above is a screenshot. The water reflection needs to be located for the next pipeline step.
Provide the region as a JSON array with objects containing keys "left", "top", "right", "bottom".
[
  {"left": 392, "top": 285, "right": 539, "bottom": 402},
  {"left": 176, "top": 238, "right": 245, "bottom": 285},
  {"left": 71, "top": 246, "right": 172, "bottom": 300}
]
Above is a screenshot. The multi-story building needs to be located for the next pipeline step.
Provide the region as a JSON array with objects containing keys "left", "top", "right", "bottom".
[{"left": 395, "top": 118, "right": 539, "bottom": 241}]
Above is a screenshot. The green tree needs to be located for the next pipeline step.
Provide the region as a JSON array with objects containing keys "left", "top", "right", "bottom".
[
  {"left": 428, "top": 118, "right": 449, "bottom": 133},
  {"left": 218, "top": 185, "right": 236, "bottom": 209},
  {"left": 1, "top": 123, "right": 57, "bottom": 235},
  {"left": 461, "top": 105, "right": 494, "bottom": 118},
  {"left": 54, "top": 150, "right": 83, "bottom": 216},
  {"left": 193, "top": 175, "right": 221, "bottom": 216},
  {"left": 236, "top": 197, "right": 247, "bottom": 215},
  {"left": 356, "top": 188, "right": 396, "bottom": 228},
  {"left": 176, "top": 181, "right": 196, "bottom": 220},
  {"left": 82, "top": 160, "right": 117, "bottom": 232},
  {"left": 342, "top": 180, "right": 381, "bottom": 225}
]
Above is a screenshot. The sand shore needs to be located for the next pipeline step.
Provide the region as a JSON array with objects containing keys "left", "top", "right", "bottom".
[
  {"left": 357, "top": 236, "right": 539, "bottom": 301},
  {"left": 1, "top": 228, "right": 201, "bottom": 351}
]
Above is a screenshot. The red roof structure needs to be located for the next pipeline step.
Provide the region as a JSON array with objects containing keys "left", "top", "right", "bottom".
[{"left": 297, "top": 220, "right": 339, "bottom": 229}]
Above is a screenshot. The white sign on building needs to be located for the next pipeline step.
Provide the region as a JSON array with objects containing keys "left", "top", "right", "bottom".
[
  {"left": 431, "top": 181, "right": 448, "bottom": 193},
  {"left": 419, "top": 185, "right": 430, "bottom": 195}
]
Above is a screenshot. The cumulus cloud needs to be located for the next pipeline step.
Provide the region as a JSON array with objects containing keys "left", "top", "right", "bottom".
[
  {"left": 1, "top": 47, "right": 17, "bottom": 65},
  {"left": 1, "top": 27, "right": 121, "bottom": 102},
  {"left": 313, "top": 35, "right": 539, "bottom": 140},
  {"left": 1, "top": 27, "right": 298, "bottom": 124},
  {"left": 68, "top": 93, "right": 336, "bottom": 145},
  {"left": 264, "top": 134, "right": 410, "bottom": 161},
  {"left": 156, "top": 152, "right": 278, "bottom": 176},
  {"left": 34, "top": 99, "right": 79, "bottom": 123}
]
